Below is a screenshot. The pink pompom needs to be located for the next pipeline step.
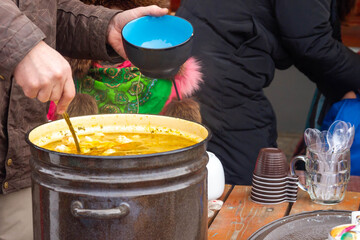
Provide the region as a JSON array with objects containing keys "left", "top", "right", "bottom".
[{"left": 174, "top": 57, "right": 203, "bottom": 97}]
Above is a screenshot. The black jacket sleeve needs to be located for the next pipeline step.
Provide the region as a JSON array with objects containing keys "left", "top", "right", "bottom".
[{"left": 273, "top": 0, "right": 360, "bottom": 101}]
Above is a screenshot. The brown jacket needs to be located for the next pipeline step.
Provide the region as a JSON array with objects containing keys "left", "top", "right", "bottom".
[{"left": 0, "top": 0, "right": 122, "bottom": 194}]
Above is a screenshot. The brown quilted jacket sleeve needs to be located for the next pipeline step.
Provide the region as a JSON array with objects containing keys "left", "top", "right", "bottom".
[
  {"left": 0, "top": 0, "right": 46, "bottom": 81},
  {"left": 57, "top": 0, "right": 123, "bottom": 62}
]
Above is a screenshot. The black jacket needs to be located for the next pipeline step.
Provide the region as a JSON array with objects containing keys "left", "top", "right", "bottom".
[{"left": 176, "top": 0, "right": 360, "bottom": 185}]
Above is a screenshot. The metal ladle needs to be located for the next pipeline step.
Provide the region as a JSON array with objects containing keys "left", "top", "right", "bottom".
[
  {"left": 54, "top": 100, "right": 81, "bottom": 153},
  {"left": 62, "top": 112, "right": 81, "bottom": 153}
]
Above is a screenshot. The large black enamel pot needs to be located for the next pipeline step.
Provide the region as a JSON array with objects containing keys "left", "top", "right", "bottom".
[{"left": 26, "top": 114, "right": 210, "bottom": 240}]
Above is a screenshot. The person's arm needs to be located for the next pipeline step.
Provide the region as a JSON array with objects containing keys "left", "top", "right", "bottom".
[
  {"left": 106, "top": 6, "right": 168, "bottom": 59},
  {"left": 13, "top": 41, "right": 75, "bottom": 114},
  {"left": 3, "top": 0, "right": 167, "bottom": 115},
  {"left": 0, "top": 0, "right": 45, "bottom": 81},
  {"left": 273, "top": 0, "right": 360, "bottom": 101},
  {"left": 56, "top": 1, "right": 167, "bottom": 61},
  {"left": 56, "top": 0, "right": 122, "bottom": 62},
  {"left": 342, "top": 91, "right": 357, "bottom": 99},
  {"left": 0, "top": 0, "right": 74, "bottom": 114}
]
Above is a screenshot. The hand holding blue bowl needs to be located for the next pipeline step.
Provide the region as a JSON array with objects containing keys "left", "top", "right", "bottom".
[{"left": 122, "top": 15, "right": 194, "bottom": 79}]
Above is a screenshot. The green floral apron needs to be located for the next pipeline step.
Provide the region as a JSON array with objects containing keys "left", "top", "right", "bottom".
[{"left": 77, "top": 66, "right": 172, "bottom": 114}]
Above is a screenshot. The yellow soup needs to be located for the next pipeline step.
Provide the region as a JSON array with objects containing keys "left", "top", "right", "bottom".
[{"left": 43, "top": 132, "right": 198, "bottom": 156}]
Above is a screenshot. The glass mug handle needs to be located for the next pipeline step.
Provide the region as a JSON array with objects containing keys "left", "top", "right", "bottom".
[{"left": 290, "top": 155, "right": 308, "bottom": 192}]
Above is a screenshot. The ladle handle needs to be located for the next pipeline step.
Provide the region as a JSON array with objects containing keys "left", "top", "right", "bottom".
[
  {"left": 62, "top": 112, "right": 81, "bottom": 153},
  {"left": 71, "top": 201, "right": 130, "bottom": 219}
]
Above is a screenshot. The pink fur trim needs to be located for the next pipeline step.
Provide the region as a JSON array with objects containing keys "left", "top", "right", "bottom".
[
  {"left": 174, "top": 57, "right": 203, "bottom": 97},
  {"left": 161, "top": 57, "right": 203, "bottom": 113}
]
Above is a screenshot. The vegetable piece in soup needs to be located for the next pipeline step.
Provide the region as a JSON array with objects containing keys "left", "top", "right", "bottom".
[{"left": 43, "top": 132, "right": 198, "bottom": 156}]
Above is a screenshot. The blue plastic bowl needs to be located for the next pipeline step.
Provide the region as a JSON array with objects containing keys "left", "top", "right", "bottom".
[{"left": 122, "top": 15, "right": 193, "bottom": 78}]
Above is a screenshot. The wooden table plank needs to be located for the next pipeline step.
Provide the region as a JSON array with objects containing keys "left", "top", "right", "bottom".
[
  {"left": 208, "top": 184, "right": 234, "bottom": 226},
  {"left": 218, "top": 184, "right": 233, "bottom": 202},
  {"left": 290, "top": 189, "right": 360, "bottom": 215},
  {"left": 208, "top": 185, "right": 289, "bottom": 240}
]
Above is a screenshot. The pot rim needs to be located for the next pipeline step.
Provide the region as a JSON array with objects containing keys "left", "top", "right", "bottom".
[{"left": 25, "top": 113, "right": 212, "bottom": 159}]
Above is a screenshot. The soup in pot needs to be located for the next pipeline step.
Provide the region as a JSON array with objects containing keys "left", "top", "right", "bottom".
[{"left": 42, "top": 131, "right": 198, "bottom": 156}]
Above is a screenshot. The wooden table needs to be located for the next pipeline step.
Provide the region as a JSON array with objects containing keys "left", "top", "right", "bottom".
[{"left": 208, "top": 176, "right": 360, "bottom": 239}]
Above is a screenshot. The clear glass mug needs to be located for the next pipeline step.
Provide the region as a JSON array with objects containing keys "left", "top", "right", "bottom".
[{"left": 290, "top": 147, "right": 350, "bottom": 205}]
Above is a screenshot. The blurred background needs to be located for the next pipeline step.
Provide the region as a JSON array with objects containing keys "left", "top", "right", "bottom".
[
  {"left": 266, "top": 1, "right": 360, "bottom": 158},
  {"left": 170, "top": 0, "right": 360, "bottom": 159}
]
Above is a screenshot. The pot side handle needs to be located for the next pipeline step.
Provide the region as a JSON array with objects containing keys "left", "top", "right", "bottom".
[{"left": 71, "top": 201, "right": 130, "bottom": 220}]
